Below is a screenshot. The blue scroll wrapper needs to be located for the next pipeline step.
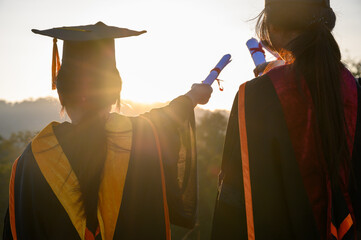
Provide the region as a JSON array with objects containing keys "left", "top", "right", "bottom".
[{"left": 202, "top": 54, "right": 232, "bottom": 85}]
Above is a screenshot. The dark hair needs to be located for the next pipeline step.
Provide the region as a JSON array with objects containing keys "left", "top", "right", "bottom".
[
  {"left": 56, "top": 65, "right": 122, "bottom": 228},
  {"left": 256, "top": 3, "right": 349, "bottom": 186}
]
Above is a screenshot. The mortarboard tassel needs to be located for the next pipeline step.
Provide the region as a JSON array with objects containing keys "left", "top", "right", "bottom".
[{"left": 52, "top": 38, "right": 61, "bottom": 90}]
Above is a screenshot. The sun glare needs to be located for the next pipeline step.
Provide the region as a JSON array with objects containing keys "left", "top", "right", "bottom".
[{"left": 0, "top": 0, "right": 360, "bottom": 111}]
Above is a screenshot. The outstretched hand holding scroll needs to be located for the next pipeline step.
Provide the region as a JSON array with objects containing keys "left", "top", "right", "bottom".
[{"left": 185, "top": 54, "right": 232, "bottom": 106}]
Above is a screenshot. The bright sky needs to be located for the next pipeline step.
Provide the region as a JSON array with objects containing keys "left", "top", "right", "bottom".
[{"left": 0, "top": 0, "right": 360, "bottom": 111}]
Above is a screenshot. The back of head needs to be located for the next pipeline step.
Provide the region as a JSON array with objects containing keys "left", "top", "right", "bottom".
[
  {"left": 56, "top": 38, "right": 122, "bottom": 112},
  {"left": 257, "top": 0, "right": 337, "bottom": 57},
  {"left": 257, "top": 0, "right": 348, "bottom": 187}
]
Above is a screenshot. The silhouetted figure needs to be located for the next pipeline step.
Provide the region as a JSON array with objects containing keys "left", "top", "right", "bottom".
[
  {"left": 3, "top": 22, "right": 212, "bottom": 240},
  {"left": 211, "top": 0, "right": 361, "bottom": 239}
]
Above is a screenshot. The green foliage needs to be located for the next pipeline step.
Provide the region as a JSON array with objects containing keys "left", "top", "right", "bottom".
[
  {"left": 172, "top": 111, "right": 228, "bottom": 239},
  {"left": 0, "top": 131, "right": 36, "bottom": 233},
  {"left": 197, "top": 111, "right": 227, "bottom": 239}
]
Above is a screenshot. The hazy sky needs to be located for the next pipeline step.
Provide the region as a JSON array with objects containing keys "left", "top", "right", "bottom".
[{"left": 0, "top": 0, "right": 360, "bottom": 111}]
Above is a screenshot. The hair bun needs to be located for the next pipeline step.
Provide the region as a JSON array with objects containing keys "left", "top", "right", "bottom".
[{"left": 310, "top": 7, "right": 335, "bottom": 30}]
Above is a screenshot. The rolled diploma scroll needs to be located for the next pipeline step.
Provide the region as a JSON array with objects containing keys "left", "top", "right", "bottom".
[
  {"left": 246, "top": 38, "right": 266, "bottom": 67},
  {"left": 202, "top": 54, "right": 232, "bottom": 85}
]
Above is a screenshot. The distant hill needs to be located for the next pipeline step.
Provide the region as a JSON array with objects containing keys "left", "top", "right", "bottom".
[
  {"left": 0, "top": 98, "right": 64, "bottom": 138},
  {"left": 0, "top": 97, "right": 229, "bottom": 138}
]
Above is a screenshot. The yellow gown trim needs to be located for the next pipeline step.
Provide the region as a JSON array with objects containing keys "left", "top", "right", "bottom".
[{"left": 31, "top": 113, "right": 132, "bottom": 240}]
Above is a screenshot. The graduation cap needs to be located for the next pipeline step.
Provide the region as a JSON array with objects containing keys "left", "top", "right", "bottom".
[
  {"left": 32, "top": 21, "right": 146, "bottom": 90},
  {"left": 265, "top": 0, "right": 330, "bottom": 7}
]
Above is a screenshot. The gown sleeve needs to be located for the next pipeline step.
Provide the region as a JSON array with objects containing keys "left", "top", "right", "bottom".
[
  {"left": 2, "top": 208, "right": 13, "bottom": 240},
  {"left": 141, "top": 95, "right": 198, "bottom": 229},
  {"left": 210, "top": 92, "right": 248, "bottom": 239},
  {"left": 349, "top": 80, "right": 361, "bottom": 235}
]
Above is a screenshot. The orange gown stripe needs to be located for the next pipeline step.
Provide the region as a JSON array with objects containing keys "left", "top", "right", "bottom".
[
  {"left": 84, "top": 226, "right": 100, "bottom": 240},
  {"left": 32, "top": 121, "right": 86, "bottom": 239},
  {"left": 98, "top": 113, "right": 132, "bottom": 240},
  {"left": 338, "top": 214, "right": 353, "bottom": 240},
  {"left": 238, "top": 82, "right": 255, "bottom": 240},
  {"left": 9, "top": 157, "right": 19, "bottom": 240},
  {"left": 331, "top": 223, "right": 338, "bottom": 239},
  {"left": 141, "top": 116, "right": 171, "bottom": 240}
]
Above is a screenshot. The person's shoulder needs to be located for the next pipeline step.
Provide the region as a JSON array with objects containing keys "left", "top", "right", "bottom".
[
  {"left": 14, "top": 121, "right": 71, "bottom": 180},
  {"left": 19, "top": 142, "right": 34, "bottom": 161},
  {"left": 245, "top": 64, "right": 291, "bottom": 88},
  {"left": 31, "top": 121, "right": 61, "bottom": 143},
  {"left": 341, "top": 67, "right": 361, "bottom": 87},
  {"left": 265, "top": 64, "right": 293, "bottom": 79},
  {"left": 259, "top": 64, "right": 297, "bottom": 92},
  {"left": 232, "top": 73, "right": 274, "bottom": 109},
  {"left": 246, "top": 73, "right": 271, "bottom": 89},
  {"left": 19, "top": 122, "right": 60, "bottom": 163},
  {"left": 14, "top": 141, "right": 37, "bottom": 178},
  {"left": 106, "top": 112, "right": 133, "bottom": 133},
  {"left": 244, "top": 69, "right": 279, "bottom": 96},
  {"left": 241, "top": 66, "right": 293, "bottom": 111}
]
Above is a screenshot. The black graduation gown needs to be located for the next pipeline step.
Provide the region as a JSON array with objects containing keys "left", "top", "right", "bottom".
[
  {"left": 3, "top": 95, "right": 197, "bottom": 240},
  {"left": 211, "top": 65, "right": 361, "bottom": 240}
]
